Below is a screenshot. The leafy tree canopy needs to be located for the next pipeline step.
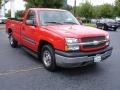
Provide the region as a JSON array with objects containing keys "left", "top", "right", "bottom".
[
  {"left": 99, "top": 4, "right": 114, "bottom": 18},
  {"left": 0, "top": 0, "right": 2, "bottom": 8},
  {"left": 76, "top": 1, "right": 94, "bottom": 18},
  {"left": 25, "top": 0, "right": 64, "bottom": 9}
]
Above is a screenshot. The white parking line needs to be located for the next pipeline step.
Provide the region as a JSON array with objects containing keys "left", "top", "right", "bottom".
[{"left": 0, "top": 66, "right": 44, "bottom": 76}]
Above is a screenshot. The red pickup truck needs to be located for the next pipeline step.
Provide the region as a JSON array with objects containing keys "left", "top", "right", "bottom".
[{"left": 6, "top": 8, "right": 113, "bottom": 71}]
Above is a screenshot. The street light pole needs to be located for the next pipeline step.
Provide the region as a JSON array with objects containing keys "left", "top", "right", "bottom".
[{"left": 74, "top": 0, "right": 76, "bottom": 16}]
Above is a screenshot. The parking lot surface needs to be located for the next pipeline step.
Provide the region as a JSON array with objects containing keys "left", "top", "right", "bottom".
[{"left": 0, "top": 25, "right": 120, "bottom": 90}]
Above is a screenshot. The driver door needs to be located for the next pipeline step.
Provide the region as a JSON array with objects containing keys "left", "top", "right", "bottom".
[{"left": 21, "top": 10, "right": 37, "bottom": 51}]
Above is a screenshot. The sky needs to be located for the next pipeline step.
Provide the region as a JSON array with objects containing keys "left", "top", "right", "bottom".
[
  {"left": 4, "top": 0, "right": 115, "bottom": 12},
  {"left": 68, "top": 0, "right": 115, "bottom": 6}
]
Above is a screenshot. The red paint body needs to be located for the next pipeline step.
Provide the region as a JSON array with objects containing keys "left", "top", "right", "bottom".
[{"left": 6, "top": 8, "right": 109, "bottom": 53}]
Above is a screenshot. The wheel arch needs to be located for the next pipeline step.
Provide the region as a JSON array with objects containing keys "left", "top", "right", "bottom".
[
  {"left": 38, "top": 40, "right": 54, "bottom": 52},
  {"left": 8, "top": 28, "right": 12, "bottom": 34}
]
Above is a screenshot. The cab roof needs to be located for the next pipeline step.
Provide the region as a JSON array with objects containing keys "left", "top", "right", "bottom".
[{"left": 29, "top": 8, "right": 67, "bottom": 11}]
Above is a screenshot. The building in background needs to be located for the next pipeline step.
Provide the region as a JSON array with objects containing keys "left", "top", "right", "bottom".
[
  {"left": 0, "top": 0, "right": 9, "bottom": 17},
  {"left": 0, "top": 0, "right": 25, "bottom": 18}
]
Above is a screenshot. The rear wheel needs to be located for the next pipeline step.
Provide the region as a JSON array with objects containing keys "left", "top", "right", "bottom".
[
  {"left": 9, "top": 33, "right": 18, "bottom": 48},
  {"left": 41, "top": 45, "right": 57, "bottom": 71}
]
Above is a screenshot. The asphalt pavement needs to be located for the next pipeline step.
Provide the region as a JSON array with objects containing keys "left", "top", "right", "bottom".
[{"left": 0, "top": 25, "right": 120, "bottom": 90}]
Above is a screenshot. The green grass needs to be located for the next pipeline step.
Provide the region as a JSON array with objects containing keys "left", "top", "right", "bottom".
[{"left": 84, "top": 23, "right": 96, "bottom": 27}]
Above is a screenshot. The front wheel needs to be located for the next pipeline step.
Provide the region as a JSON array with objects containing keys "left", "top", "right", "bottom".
[
  {"left": 102, "top": 25, "right": 108, "bottom": 30},
  {"left": 113, "top": 27, "right": 117, "bottom": 31},
  {"left": 41, "top": 45, "right": 57, "bottom": 71},
  {"left": 9, "top": 33, "right": 18, "bottom": 48}
]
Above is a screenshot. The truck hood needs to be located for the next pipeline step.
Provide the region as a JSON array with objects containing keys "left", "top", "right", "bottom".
[{"left": 42, "top": 25, "right": 108, "bottom": 38}]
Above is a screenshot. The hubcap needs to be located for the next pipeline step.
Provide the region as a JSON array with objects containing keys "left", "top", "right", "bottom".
[
  {"left": 9, "top": 36, "right": 14, "bottom": 45},
  {"left": 43, "top": 50, "right": 52, "bottom": 67}
]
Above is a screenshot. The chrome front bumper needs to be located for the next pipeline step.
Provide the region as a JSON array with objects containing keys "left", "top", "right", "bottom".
[{"left": 55, "top": 46, "right": 113, "bottom": 68}]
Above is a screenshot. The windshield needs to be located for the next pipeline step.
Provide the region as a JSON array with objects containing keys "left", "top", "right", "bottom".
[
  {"left": 100, "top": 19, "right": 115, "bottom": 23},
  {"left": 39, "top": 10, "right": 80, "bottom": 26}
]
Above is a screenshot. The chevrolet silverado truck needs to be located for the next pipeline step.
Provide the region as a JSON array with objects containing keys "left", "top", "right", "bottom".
[{"left": 6, "top": 8, "right": 113, "bottom": 71}]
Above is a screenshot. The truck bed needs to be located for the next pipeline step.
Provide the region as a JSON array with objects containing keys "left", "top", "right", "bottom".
[{"left": 6, "top": 18, "right": 23, "bottom": 43}]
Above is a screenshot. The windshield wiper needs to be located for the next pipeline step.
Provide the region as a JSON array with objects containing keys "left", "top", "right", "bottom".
[
  {"left": 45, "top": 21, "right": 63, "bottom": 25},
  {"left": 63, "top": 22, "right": 78, "bottom": 25}
]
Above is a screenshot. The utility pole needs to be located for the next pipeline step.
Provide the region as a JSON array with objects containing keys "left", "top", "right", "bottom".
[
  {"left": 64, "top": 0, "right": 67, "bottom": 9},
  {"left": 74, "top": 0, "right": 76, "bottom": 16}
]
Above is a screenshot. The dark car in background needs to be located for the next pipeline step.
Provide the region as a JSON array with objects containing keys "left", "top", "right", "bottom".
[{"left": 96, "top": 19, "right": 118, "bottom": 31}]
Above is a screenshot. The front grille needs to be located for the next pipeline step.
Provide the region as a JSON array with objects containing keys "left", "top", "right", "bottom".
[
  {"left": 82, "top": 36, "right": 105, "bottom": 42},
  {"left": 83, "top": 42, "right": 106, "bottom": 48},
  {"left": 81, "top": 36, "right": 106, "bottom": 51}
]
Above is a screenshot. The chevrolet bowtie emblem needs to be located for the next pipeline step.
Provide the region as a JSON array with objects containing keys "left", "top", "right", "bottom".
[{"left": 93, "top": 40, "right": 99, "bottom": 45}]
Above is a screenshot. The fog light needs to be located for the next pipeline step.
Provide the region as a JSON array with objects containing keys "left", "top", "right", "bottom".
[{"left": 65, "top": 45, "right": 79, "bottom": 51}]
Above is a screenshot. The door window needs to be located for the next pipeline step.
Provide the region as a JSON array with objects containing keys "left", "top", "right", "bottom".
[{"left": 26, "top": 10, "right": 36, "bottom": 20}]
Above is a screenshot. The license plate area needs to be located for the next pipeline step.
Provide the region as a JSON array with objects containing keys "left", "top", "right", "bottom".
[{"left": 94, "top": 55, "right": 102, "bottom": 62}]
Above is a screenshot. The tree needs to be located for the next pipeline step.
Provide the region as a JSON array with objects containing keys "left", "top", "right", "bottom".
[
  {"left": 0, "top": 0, "right": 2, "bottom": 9},
  {"left": 93, "top": 6, "right": 101, "bottom": 18},
  {"left": 114, "top": 0, "right": 120, "bottom": 16},
  {"left": 99, "top": 4, "right": 114, "bottom": 18},
  {"left": 76, "top": 1, "right": 94, "bottom": 18},
  {"left": 5, "top": 10, "right": 11, "bottom": 17},
  {"left": 15, "top": 10, "right": 24, "bottom": 18},
  {"left": 66, "top": 5, "right": 73, "bottom": 12},
  {"left": 25, "top": 0, "right": 64, "bottom": 9}
]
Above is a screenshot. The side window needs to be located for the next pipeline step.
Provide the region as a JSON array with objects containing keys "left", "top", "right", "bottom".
[
  {"left": 26, "top": 10, "right": 36, "bottom": 20},
  {"left": 26, "top": 10, "right": 37, "bottom": 26}
]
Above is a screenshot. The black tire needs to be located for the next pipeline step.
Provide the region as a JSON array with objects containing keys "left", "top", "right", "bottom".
[
  {"left": 41, "top": 45, "right": 57, "bottom": 71},
  {"left": 96, "top": 25, "right": 99, "bottom": 28},
  {"left": 104, "top": 26, "right": 108, "bottom": 30},
  {"left": 113, "top": 28, "right": 117, "bottom": 31},
  {"left": 101, "top": 25, "right": 108, "bottom": 30},
  {"left": 9, "top": 33, "right": 18, "bottom": 48}
]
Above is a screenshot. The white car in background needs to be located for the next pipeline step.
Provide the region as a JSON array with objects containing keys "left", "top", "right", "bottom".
[
  {"left": 0, "top": 17, "right": 7, "bottom": 24},
  {"left": 115, "top": 17, "right": 120, "bottom": 27}
]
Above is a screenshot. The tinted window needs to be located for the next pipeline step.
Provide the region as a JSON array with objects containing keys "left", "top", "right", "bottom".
[{"left": 26, "top": 11, "right": 36, "bottom": 20}]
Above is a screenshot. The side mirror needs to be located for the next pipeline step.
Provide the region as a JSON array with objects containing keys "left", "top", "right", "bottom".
[{"left": 26, "top": 20, "right": 36, "bottom": 26}]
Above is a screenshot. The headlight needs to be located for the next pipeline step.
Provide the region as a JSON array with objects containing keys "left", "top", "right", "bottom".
[
  {"left": 65, "top": 38, "right": 80, "bottom": 51},
  {"left": 65, "top": 38, "right": 78, "bottom": 44}
]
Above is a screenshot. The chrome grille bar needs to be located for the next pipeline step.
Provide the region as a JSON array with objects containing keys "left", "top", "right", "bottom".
[{"left": 67, "top": 40, "right": 109, "bottom": 46}]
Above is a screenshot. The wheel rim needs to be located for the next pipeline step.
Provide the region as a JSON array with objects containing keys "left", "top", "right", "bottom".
[
  {"left": 43, "top": 50, "right": 52, "bottom": 67},
  {"left": 9, "top": 36, "right": 14, "bottom": 45}
]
